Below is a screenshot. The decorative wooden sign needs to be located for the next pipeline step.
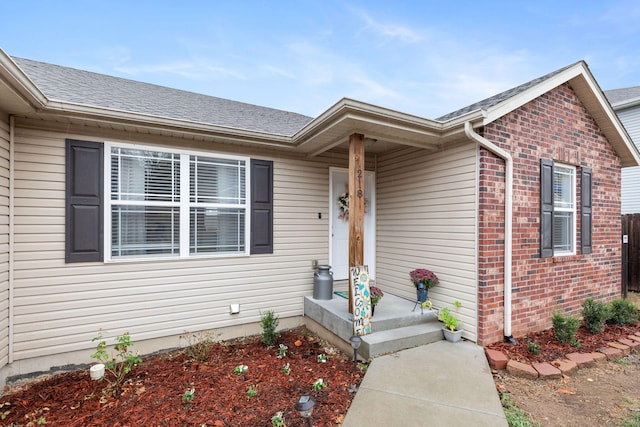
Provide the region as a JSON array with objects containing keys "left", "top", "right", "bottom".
[{"left": 350, "top": 265, "right": 372, "bottom": 336}]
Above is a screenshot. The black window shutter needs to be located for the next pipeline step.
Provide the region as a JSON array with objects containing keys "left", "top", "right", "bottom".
[
  {"left": 540, "top": 158, "right": 554, "bottom": 258},
  {"left": 65, "top": 139, "right": 103, "bottom": 263},
  {"left": 581, "top": 167, "right": 593, "bottom": 254},
  {"left": 250, "top": 159, "right": 273, "bottom": 254}
]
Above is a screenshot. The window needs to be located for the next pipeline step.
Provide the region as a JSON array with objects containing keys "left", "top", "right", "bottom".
[
  {"left": 552, "top": 164, "right": 576, "bottom": 255},
  {"left": 108, "top": 145, "right": 248, "bottom": 259},
  {"left": 540, "top": 159, "right": 591, "bottom": 258},
  {"left": 66, "top": 139, "right": 273, "bottom": 263}
]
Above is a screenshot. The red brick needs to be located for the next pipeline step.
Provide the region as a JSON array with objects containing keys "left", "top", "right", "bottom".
[
  {"left": 598, "top": 347, "right": 623, "bottom": 360},
  {"left": 507, "top": 360, "right": 538, "bottom": 379},
  {"left": 618, "top": 338, "right": 640, "bottom": 352},
  {"left": 627, "top": 335, "right": 640, "bottom": 343},
  {"left": 587, "top": 352, "right": 607, "bottom": 363},
  {"left": 476, "top": 84, "right": 622, "bottom": 346},
  {"left": 485, "top": 348, "right": 508, "bottom": 370},
  {"left": 552, "top": 359, "right": 578, "bottom": 376},
  {"left": 608, "top": 341, "right": 630, "bottom": 356},
  {"left": 532, "top": 362, "right": 562, "bottom": 379},
  {"left": 565, "top": 352, "right": 595, "bottom": 368}
]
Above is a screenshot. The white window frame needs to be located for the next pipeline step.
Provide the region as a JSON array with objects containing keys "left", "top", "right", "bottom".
[
  {"left": 553, "top": 163, "right": 576, "bottom": 256},
  {"left": 105, "top": 142, "right": 250, "bottom": 261}
]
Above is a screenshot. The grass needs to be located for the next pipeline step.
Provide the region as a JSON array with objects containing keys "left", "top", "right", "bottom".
[
  {"left": 621, "top": 413, "right": 640, "bottom": 427},
  {"left": 501, "top": 394, "right": 541, "bottom": 427}
]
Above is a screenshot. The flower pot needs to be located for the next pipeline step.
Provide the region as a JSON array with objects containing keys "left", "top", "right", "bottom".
[
  {"left": 416, "top": 283, "right": 428, "bottom": 303},
  {"left": 442, "top": 327, "right": 463, "bottom": 343}
]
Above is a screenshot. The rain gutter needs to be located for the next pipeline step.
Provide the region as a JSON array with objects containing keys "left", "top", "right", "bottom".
[{"left": 464, "top": 121, "right": 515, "bottom": 342}]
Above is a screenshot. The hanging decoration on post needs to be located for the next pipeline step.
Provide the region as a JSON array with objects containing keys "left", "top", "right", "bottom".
[{"left": 349, "top": 265, "right": 372, "bottom": 336}]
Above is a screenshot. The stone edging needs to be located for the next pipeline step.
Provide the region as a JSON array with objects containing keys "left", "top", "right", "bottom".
[{"left": 484, "top": 332, "right": 640, "bottom": 379}]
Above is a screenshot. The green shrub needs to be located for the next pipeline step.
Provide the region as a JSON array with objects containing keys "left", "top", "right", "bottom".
[
  {"left": 552, "top": 311, "right": 580, "bottom": 344},
  {"left": 581, "top": 298, "right": 610, "bottom": 333},
  {"left": 260, "top": 310, "right": 280, "bottom": 346},
  {"left": 526, "top": 341, "right": 540, "bottom": 355},
  {"left": 608, "top": 299, "right": 640, "bottom": 325}
]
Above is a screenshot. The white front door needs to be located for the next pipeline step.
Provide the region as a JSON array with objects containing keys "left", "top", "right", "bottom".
[{"left": 330, "top": 167, "right": 376, "bottom": 280}]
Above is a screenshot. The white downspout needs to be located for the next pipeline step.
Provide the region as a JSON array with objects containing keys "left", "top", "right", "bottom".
[
  {"left": 464, "top": 122, "right": 514, "bottom": 341},
  {"left": 8, "top": 115, "right": 14, "bottom": 363}
]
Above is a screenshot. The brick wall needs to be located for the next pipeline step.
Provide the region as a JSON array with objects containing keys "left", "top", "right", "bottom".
[{"left": 477, "top": 83, "right": 622, "bottom": 346}]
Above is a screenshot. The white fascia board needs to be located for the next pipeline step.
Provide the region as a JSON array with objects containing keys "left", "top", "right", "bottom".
[{"left": 0, "top": 49, "right": 48, "bottom": 109}]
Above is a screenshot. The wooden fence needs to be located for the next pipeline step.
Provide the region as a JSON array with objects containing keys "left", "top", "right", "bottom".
[{"left": 622, "top": 214, "right": 640, "bottom": 293}]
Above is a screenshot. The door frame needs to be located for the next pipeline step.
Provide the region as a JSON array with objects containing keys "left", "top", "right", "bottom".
[{"left": 329, "top": 167, "right": 376, "bottom": 280}]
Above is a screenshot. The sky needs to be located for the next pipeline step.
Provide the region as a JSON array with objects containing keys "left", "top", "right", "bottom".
[{"left": 1, "top": 1, "right": 640, "bottom": 119}]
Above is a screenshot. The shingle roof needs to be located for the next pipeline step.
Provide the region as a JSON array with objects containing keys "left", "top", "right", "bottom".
[
  {"left": 12, "top": 57, "right": 313, "bottom": 136},
  {"left": 605, "top": 86, "right": 640, "bottom": 106},
  {"left": 436, "top": 62, "right": 581, "bottom": 121}
]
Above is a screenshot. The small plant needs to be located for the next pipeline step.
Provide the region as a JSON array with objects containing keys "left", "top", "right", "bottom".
[
  {"left": 614, "top": 357, "right": 631, "bottom": 366},
  {"left": 180, "top": 330, "right": 218, "bottom": 363},
  {"left": 90, "top": 330, "right": 143, "bottom": 397},
  {"left": 271, "top": 411, "right": 287, "bottom": 427},
  {"left": 277, "top": 344, "right": 288, "bottom": 359},
  {"left": 312, "top": 378, "right": 326, "bottom": 392},
  {"left": 581, "top": 298, "right": 610, "bottom": 333},
  {"left": 501, "top": 394, "right": 541, "bottom": 427},
  {"left": 552, "top": 311, "right": 580, "bottom": 343},
  {"left": 438, "top": 307, "right": 460, "bottom": 331},
  {"left": 247, "top": 385, "right": 258, "bottom": 398},
  {"left": 527, "top": 340, "right": 541, "bottom": 355},
  {"left": 234, "top": 364, "right": 248, "bottom": 375},
  {"left": 317, "top": 353, "right": 327, "bottom": 363},
  {"left": 281, "top": 363, "right": 291, "bottom": 375},
  {"left": 182, "top": 388, "right": 195, "bottom": 403},
  {"left": 421, "top": 299, "right": 433, "bottom": 310},
  {"left": 453, "top": 300, "right": 462, "bottom": 310},
  {"left": 608, "top": 298, "right": 640, "bottom": 326},
  {"left": 370, "top": 286, "right": 384, "bottom": 306},
  {"left": 260, "top": 310, "right": 280, "bottom": 346}
]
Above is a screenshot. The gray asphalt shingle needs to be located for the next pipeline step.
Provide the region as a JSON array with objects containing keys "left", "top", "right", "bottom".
[
  {"left": 436, "top": 62, "right": 580, "bottom": 121},
  {"left": 605, "top": 86, "right": 640, "bottom": 106},
  {"left": 13, "top": 57, "right": 313, "bottom": 136}
]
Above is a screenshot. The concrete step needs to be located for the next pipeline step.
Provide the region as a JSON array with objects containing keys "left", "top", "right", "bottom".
[
  {"left": 304, "top": 293, "right": 444, "bottom": 360},
  {"left": 360, "top": 322, "right": 444, "bottom": 359}
]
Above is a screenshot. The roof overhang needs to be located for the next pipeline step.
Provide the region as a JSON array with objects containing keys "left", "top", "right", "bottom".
[
  {"left": 291, "top": 98, "right": 480, "bottom": 157},
  {"left": 1, "top": 49, "right": 638, "bottom": 167}
]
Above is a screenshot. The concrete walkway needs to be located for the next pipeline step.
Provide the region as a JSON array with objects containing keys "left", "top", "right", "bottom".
[{"left": 342, "top": 340, "right": 508, "bottom": 426}]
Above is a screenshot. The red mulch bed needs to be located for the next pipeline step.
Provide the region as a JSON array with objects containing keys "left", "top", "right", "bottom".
[
  {"left": 487, "top": 322, "right": 640, "bottom": 364},
  {"left": 0, "top": 328, "right": 364, "bottom": 426}
]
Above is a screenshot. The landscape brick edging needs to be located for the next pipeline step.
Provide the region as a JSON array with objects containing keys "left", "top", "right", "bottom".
[{"left": 485, "top": 333, "right": 640, "bottom": 380}]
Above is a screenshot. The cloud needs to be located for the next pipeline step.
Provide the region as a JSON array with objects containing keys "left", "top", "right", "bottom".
[{"left": 352, "top": 8, "right": 423, "bottom": 43}]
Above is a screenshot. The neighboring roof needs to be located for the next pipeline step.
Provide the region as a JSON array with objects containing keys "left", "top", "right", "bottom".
[
  {"left": 605, "top": 86, "right": 640, "bottom": 109},
  {"left": 436, "top": 62, "right": 579, "bottom": 121},
  {"left": 11, "top": 57, "right": 313, "bottom": 136}
]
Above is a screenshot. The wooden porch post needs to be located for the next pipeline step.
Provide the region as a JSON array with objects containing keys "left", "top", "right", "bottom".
[{"left": 348, "top": 133, "right": 365, "bottom": 313}]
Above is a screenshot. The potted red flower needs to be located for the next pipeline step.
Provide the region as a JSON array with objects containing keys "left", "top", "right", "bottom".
[
  {"left": 409, "top": 269, "right": 439, "bottom": 303},
  {"left": 370, "top": 286, "right": 384, "bottom": 315}
]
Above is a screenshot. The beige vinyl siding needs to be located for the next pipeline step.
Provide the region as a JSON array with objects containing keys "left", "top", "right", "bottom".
[
  {"left": 376, "top": 141, "right": 478, "bottom": 341},
  {"left": 619, "top": 106, "right": 640, "bottom": 214},
  {"left": 0, "top": 117, "right": 9, "bottom": 368},
  {"left": 10, "top": 127, "right": 345, "bottom": 360}
]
